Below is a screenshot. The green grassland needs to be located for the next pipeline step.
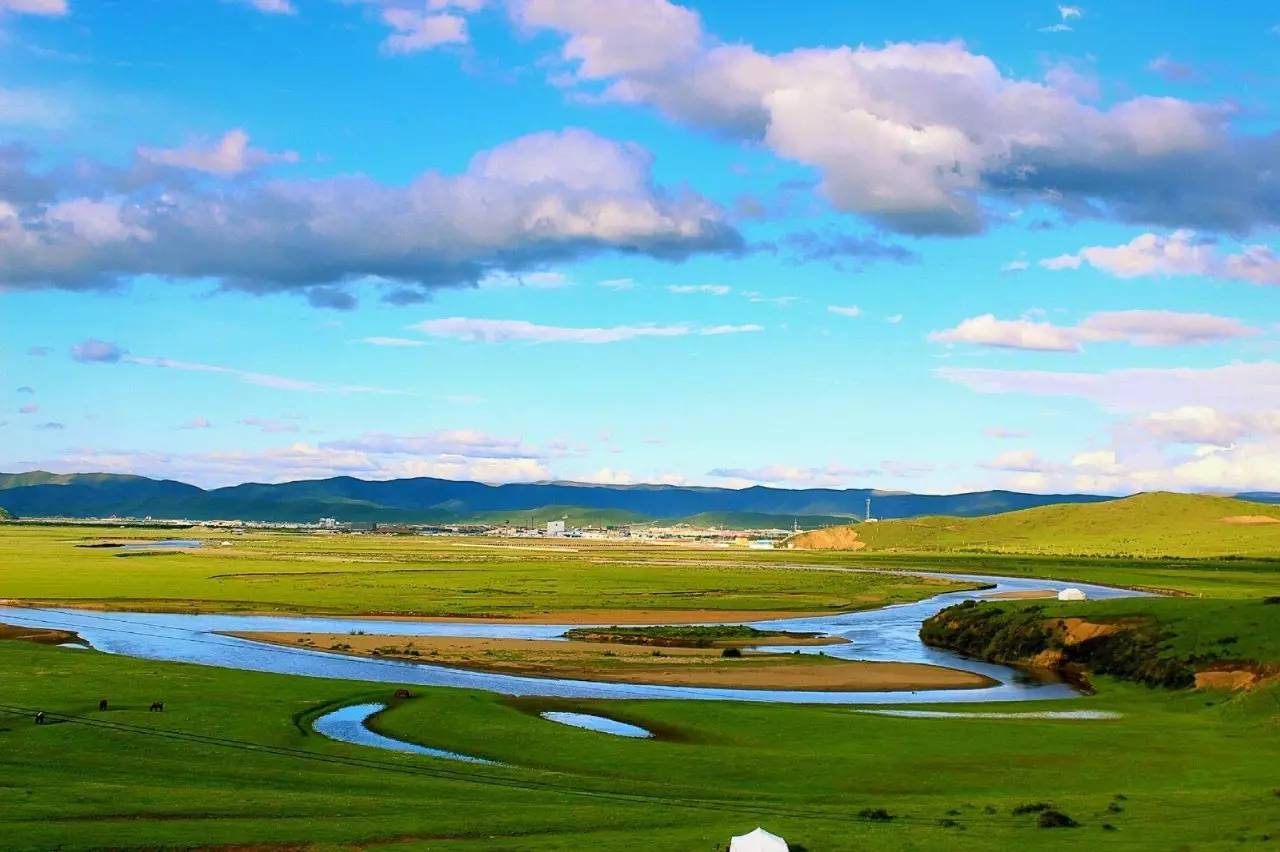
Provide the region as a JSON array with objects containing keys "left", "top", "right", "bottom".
[
  {"left": 1, "top": 638, "right": 1277, "bottom": 850},
  {"left": 0, "top": 525, "right": 971, "bottom": 616},
  {"left": 810, "top": 493, "right": 1280, "bottom": 558}
]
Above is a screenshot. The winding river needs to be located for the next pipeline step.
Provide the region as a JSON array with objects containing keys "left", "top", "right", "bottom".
[{"left": 0, "top": 571, "right": 1144, "bottom": 705}]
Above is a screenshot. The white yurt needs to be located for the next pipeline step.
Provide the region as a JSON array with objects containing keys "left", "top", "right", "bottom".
[
  {"left": 729, "top": 827, "right": 789, "bottom": 852},
  {"left": 1057, "top": 587, "right": 1087, "bottom": 601}
]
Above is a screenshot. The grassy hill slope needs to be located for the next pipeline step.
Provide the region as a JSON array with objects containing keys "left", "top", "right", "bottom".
[{"left": 792, "top": 493, "right": 1280, "bottom": 558}]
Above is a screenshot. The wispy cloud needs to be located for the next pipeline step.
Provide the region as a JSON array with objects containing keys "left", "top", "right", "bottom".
[
  {"left": 122, "top": 355, "right": 410, "bottom": 395},
  {"left": 137, "top": 128, "right": 298, "bottom": 176},
  {"left": 411, "top": 317, "right": 761, "bottom": 344},
  {"left": 668, "top": 284, "right": 730, "bottom": 295},
  {"left": 828, "top": 305, "right": 862, "bottom": 318},
  {"left": 930, "top": 310, "right": 1259, "bottom": 352}
]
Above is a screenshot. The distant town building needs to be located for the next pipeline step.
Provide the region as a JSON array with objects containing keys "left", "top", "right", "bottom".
[
  {"left": 748, "top": 539, "right": 775, "bottom": 550},
  {"left": 546, "top": 520, "right": 566, "bottom": 537},
  {"left": 318, "top": 517, "right": 338, "bottom": 529}
]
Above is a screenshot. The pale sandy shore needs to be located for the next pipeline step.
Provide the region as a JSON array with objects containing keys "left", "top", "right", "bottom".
[{"left": 229, "top": 631, "right": 999, "bottom": 692}]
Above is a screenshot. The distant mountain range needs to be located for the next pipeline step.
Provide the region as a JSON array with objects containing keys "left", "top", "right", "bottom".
[{"left": 0, "top": 470, "right": 1118, "bottom": 527}]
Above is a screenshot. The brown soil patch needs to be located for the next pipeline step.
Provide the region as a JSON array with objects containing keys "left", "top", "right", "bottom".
[
  {"left": 1051, "top": 617, "right": 1126, "bottom": 646},
  {"left": 1221, "top": 515, "right": 1280, "bottom": 525},
  {"left": 0, "top": 622, "right": 80, "bottom": 645},
  {"left": 231, "top": 632, "right": 996, "bottom": 692},
  {"left": 1195, "top": 670, "right": 1259, "bottom": 691},
  {"left": 788, "top": 527, "right": 865, "bottom": 551}
]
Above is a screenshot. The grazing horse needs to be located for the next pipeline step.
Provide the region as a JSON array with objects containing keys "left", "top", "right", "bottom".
[
  {"left": 99, "top": 699, "right": 108, "bottom": 711},
  {"left": 393, "top": 688, "right": 411, "bottom": 699},
  {"left": 149, "top": 701, "right": 164, "bottom": 712}
]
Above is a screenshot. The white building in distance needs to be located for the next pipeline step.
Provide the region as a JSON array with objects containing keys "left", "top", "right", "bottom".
[{"left": 546, "top": 520, "right": 566, "bottom": 537}]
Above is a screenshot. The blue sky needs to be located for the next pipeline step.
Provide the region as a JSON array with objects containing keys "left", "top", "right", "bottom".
[{"left": 3, "top": 0, "right": 1280, "bottom": 494}]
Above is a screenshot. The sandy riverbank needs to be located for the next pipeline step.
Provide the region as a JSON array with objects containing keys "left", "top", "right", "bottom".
[{"left": 229, "top": 631, "right": 998, "bottom": 692}]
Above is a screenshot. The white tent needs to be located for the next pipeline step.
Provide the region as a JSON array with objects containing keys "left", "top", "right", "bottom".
[
  {"left": 729, "top": 827, "right": 788, "bottom": 852},
  {"left": 1057, "top": 587, "right": 1087, "bottom": 601}
]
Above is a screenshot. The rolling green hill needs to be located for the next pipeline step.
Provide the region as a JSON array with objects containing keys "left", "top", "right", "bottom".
[
  {"left": 0, "top": 470, "right": 1112, "bottom": 523},
  {"left": 792, "top": 492, "right": 1280, "bottom": 558}
]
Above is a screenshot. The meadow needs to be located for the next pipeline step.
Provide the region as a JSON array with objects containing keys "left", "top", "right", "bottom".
[
  {"left": 2, "top": 638, "right": 1277, "bottom": 850},
  {"left": 3, "top": 519, "right": 1280, "bottom": 850},
  {"left": 0, "top": 525, "right": 972, "bottom": 617}
]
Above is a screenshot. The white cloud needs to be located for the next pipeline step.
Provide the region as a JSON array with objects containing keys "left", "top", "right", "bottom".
[
  {"left": 1000, "top": 259, "right": 1029, "bottom": 273},
  {"left": 699, "top": 323, "right": 762, "bottom": 336},
  {"left": 137, "top": 129, "right": 299, "bottom": 176},
  {"left": 827, "top": 305, "right": 862, "bottom": 318},
  {"left": 0, "top": 0, "right": 66, "bottom": 16},
  {"left": 597, "top": 277, "right": 635, "bottom": 290},
  {"left": 668, "top": 284, "right": 729, "bottom": 295},
  {"left": 931, "top": 309, "right": 1258, "bottom": 352},
  {"left": 413, "top": 317, "right": 690, "bottom": 344},
  {"left": 411, "top": 317, "right": 761, "bottom": 344},
  {"left": 510, "top": 0, "right": 1247, "bottom": 235},
  {"left": 930, "top": 314, "right": 1080, "bottom": 352},
  {"left": 4, "top": 128, "right": 738, "bottom": 302},
  {"left": 985, "top": 426, "right": 1029, "bottom": 440},
  {"left": 229, "top": 0, "right": 296, "bottom": 14},
  {"left": 1040, "top": 230, "right": 1280, "bottom": 286},
  {"left": 178, "top": 416, "right": 214, "bottom": 430},
  {"left": 380, "top": 9, "right": 468, "bottom": 53}
]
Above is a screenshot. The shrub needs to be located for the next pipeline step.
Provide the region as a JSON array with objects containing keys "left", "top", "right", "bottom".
[
  {"left": 1037, "top": 810, "right": 1079, "bottom": 828},
  {"left": 858, "top": 808, "right": 894, "bottom": 822},
  {"left": 721, "top": 647, "right": 742, "bottom": 658},
  {"left": 1011, "top": 802, "right": 1052, "bottom": 815},
  {"left": 1264, "top": 596, "right": 1280, "bottom": 605}
]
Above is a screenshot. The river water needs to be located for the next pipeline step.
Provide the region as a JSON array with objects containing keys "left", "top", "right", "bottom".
[{"left": 0, "top": 571, "right": 1143, "bottom": 705}]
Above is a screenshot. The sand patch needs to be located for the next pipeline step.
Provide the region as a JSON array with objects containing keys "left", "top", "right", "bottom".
[
  {"left": 788, "top": 527, "right": 865, "bottom": 551},
  {"left": 1221, "top": 515, "right": 1280, "bottom": 525},
  {"left": 231, "top": 632, "right": 996, "bottom": 692},
  {"left": 1051, "top": 617, "right": 1125, "bottom": 646},
  {"left": 1195, "top": 670, "right": 1259, "bottom": 691}
]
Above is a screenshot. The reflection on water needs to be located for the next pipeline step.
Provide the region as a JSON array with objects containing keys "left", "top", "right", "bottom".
[
  {"left": 540, "top": 711, "right": 653, "bottom": 738},
  {"left": 312, "top": 702, "right": 496, "bottom": 763},
  {"left": 121, "top": 539, "right": 204, "bottom": 550},
  {"left": 0, "top": 571, "right": 1147, "bottom": 706}
]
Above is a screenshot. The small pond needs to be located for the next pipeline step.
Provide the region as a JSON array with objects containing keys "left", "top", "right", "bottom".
[
  {"left": 540, "top": 711, "right": 653, "bottom": 738},
  {"left": 312, "top": 702, "right": 496, "bottom": 763}
]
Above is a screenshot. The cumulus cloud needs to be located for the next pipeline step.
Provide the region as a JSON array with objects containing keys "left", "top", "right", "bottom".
[
  {"left": 1147, "top": 56, "right": 1196, "bottom": 82},
  {"left": 931, "top": 314, "right": 1081, "bottom": 352},
  {"left": 1040, "top": 230, "right": 1280, "bottom": 285},
  {"left": 137, "top": 129, "right": 299, "bottom": 176},
  {"left": 509, "top": 0, "right": 1273, "bottom": 236},
  {"left": 0, "top": 129, "right": 739, "bottom": 305},
  {"left": 707, "top": 463, "right": 878, "bottom": 488},
  {"left": 931, "top": 309, "right": 1258, "bottom": 351},
  {"left": 70, "top": 338, "right": 125, "bottom": 363}
]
